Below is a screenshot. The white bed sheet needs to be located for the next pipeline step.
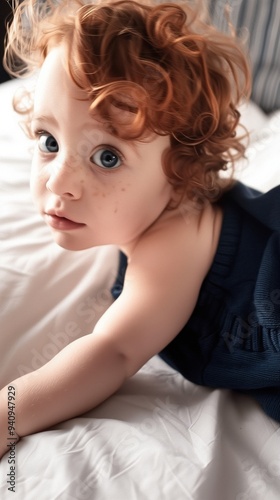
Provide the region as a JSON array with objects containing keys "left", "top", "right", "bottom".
[{"left": 0, "top": 77, "right": 280, "bottom": 500}]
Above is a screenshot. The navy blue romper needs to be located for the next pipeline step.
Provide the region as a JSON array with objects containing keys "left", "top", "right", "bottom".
[{"left": 111, "top": 182, "right": 280, "bottom": 421}]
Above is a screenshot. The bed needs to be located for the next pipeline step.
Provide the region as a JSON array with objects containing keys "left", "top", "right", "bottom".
[{"left": 0, "top": 71, "right": 280, "bottom": 499}]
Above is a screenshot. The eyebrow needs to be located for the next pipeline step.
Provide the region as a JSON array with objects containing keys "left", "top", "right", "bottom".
[
  {"left": 32, "top": 114, "right": 103, "bottom": 132},
  {"left": 31, "top": 115, "right": 59, "bottom": 128}
]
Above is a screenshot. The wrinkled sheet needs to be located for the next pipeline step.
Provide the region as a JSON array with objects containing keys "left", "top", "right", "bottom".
[{"left": 0, "top": 78, "right": 280, "bottom": 500}]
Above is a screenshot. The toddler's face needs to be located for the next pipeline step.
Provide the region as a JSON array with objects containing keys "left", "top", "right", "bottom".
[{"left": 30, "top": 45, "right": 172, "bottom": 253}]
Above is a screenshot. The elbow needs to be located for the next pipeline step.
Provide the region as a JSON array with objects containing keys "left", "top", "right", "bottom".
[{"left": 116, "top": 346, "right": 147, "bottom": 380}]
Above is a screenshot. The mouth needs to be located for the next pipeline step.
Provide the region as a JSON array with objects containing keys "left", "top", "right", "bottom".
[{"left": 45, "top": 213, "right": 86, "bottom": 231}]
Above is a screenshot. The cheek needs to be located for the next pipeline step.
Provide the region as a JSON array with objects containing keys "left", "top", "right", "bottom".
[
  {"left": 30, "top": 157, "right": 46, "bottom": 201},
  {"left": 90, "top": 178, "right": 127, "bottom": 202}
]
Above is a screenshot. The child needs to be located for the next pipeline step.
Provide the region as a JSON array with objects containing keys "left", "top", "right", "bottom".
[{"left": 1, "top": 0, "right": 279, "bottom": 459}]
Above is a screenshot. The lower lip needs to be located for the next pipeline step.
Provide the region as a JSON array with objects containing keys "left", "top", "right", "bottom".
[{"left": 45, "top": 214, "right": 85, "bottom": 231}]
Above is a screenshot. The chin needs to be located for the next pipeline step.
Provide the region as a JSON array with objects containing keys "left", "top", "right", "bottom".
[{"left": 51, "top": 234, "right": 97, "bottom": 252}]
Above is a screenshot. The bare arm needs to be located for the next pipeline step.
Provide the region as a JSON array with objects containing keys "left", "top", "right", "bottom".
[{"left": 0, "top": 332, "right": 127, "bottom": 459}]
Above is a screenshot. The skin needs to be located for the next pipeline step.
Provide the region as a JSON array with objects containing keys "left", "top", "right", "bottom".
[{"left": 0, "top": 45, "right": 223, "bottom": 459}]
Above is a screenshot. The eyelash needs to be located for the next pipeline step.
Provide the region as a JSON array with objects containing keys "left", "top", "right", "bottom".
[
  {"left": 35, "top": 131, "right": 59, "bottom": 154},
  {"left": 90, "top": 146, "right": 124, "bottom": 170},
  {"left": 33, "top": 130, "right": 124, "bottom": 170},
  {"left": 33, "top": 130, "right": 49, "bottom": 141}
]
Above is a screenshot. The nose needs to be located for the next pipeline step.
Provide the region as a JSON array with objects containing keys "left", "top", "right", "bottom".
[{"left": 46, "top": 156, "right": 84, "bottom": 199}]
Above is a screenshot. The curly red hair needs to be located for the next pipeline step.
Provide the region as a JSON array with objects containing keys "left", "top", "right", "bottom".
[{"left": 4, "top": 0, "right": 251, "bottom": 206}]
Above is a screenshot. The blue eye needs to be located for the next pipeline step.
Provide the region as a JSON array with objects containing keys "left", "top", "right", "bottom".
[
  {"left": 38, "top": 134, "right": 59, "bottom": 153},
  {"left": 91, "top": 148, "right": 122, "bottom": 169}
]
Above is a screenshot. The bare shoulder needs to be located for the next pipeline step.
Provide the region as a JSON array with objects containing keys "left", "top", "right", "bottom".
[
  {"left": 121, "top": 199, "right": 223, "bottom": 335},
  {"left": 127, "top": 201, "right": 223, "bottom": 283}
]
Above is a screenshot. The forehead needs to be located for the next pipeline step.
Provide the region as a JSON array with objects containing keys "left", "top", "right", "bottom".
[{"left": 33, "top": 45, "right": 89, "bottom": 114}]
